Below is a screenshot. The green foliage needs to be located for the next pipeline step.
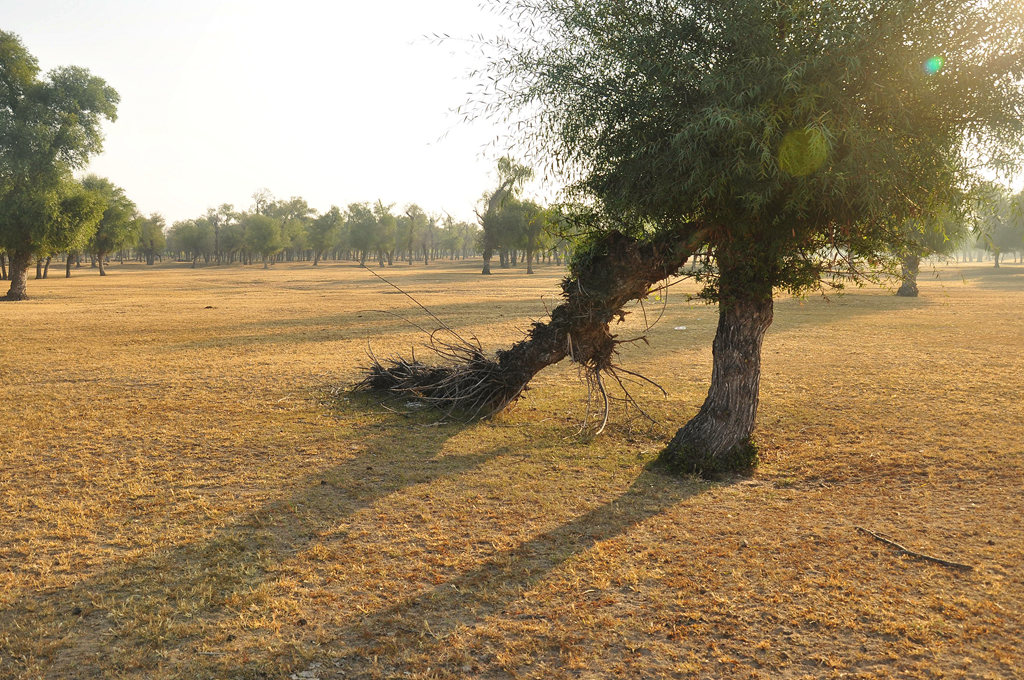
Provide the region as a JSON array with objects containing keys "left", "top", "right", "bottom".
[
  {"left": 976, "top": 189, "right": 1024, "bottom": 262},
  {"left": 899, "top": 205, "right": 968, "bottom": 258},
  {"left": 347, "top": 202, "right": 377, "bottom": 257},
  {"left": 136, "top": 213, "right": 166, "bottom": 263},
  {"left": 242, "top": 213, "right": 283, "bottom": 262},
  {"left": 308, "top": 206, "right": 345, "bottom": 257},
  {"left": 0, "top": 31, "right": 118, "bottom": 265},
  {"left": 484, "top": 0, "right": 1024, "bottom": 297},
  {"left": 373, "top": 201, "right": 397, "bottom": 259},
  {"left": 82, "top": 175, "right": 138, "bottom": 257},
  {"left": 479, "top": 157, "right": 534, "bottom": 255},
  {"left": 48, "top": 177, "right": 107, "bottom": 255}
]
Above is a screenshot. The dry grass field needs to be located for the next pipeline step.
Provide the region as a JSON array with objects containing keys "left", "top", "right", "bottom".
[{"left": 1, "top": 259, "right": 1022, "bottom": 679}]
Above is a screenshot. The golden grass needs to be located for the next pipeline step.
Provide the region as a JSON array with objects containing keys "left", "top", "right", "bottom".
[{"left": 1, "top": 259, "right": 1022, "bottom": 679}]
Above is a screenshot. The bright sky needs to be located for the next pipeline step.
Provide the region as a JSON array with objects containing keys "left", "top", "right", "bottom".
[{"left": 1, "top": 0, "right": 520, "bottom": 224}]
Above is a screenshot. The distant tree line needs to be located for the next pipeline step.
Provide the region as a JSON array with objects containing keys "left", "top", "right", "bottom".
[
  {"left": 161, "top": 195, "right": 488, "bottom": 269},
  {"left": 0, "top": 185, "right": 576, "bottom": 282}
]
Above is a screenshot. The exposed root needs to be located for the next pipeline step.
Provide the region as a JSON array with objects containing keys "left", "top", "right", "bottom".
[
  {"left": 357, "top": 334, "right": 528, "bottom": 420},
  {"left": 356, "top": 226, "right": 704, "bottom": 423}
]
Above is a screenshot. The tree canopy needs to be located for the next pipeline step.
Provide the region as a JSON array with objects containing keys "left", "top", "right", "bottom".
[{"left": 485, "top": 0, "right": 1024, "bottom": 295}]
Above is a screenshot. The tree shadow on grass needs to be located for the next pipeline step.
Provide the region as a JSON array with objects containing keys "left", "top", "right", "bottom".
[
  {"left": 936, "top": 263, "right": 1024, "bottom": 291},
  {"left": 301, "top": 468, "right": 704, "bottom": 679},
  {"left": 0, "top": 401, "right": 503, "bottom": 679},
  {"left": 1, "top": 397, "right": 706, "bottom": 679},
  {"left": 0, "top": 387, "right": 707, "bottom": 680}
]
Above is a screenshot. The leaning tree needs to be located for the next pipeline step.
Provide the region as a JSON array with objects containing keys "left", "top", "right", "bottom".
[
  {"left": 0, "top": 31, "right": 120, "bottom": 300},
  {"left": 364, "top": 0, "right": 1024, "bottom": 475}
]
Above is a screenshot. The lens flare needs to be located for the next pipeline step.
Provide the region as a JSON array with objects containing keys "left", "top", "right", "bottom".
[
  {"left": 925, "top": 56, "right": 945, "bottom": 75},
  {"left": 778, "top": 128, "right": 828, "bottom": 177}
]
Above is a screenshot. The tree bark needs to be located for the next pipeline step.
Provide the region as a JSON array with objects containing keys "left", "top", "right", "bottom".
[
  {"left": 4, "top": 250, "right": 32, "bottom": 300},
  {"left": 98, "top": 251, "right": 107, "bottom": 276},
  {"left": 35, "top": 259, "right": 43, "bottom": 279},
  {"left": 658, "top": 256, "right": 773, "bottom": 476},
  {"left": 481, "top": 247, "right": 493, "bottom": 275},
  {"left": 1, "top": 253, "right": 7, "bottom": 280},
  {"left": 896, "top": 253, "right": 920, "bottom": 297},
  {"left": 43, "top": 257, "right": 51, "bottom": 278},
  {"left": 66, "top": 253, "right": 74, "bottom": 278}
]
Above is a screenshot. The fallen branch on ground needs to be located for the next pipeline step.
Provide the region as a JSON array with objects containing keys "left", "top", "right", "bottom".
[{"left": 855, "top": 526, "right": 974, "bottom": 572}]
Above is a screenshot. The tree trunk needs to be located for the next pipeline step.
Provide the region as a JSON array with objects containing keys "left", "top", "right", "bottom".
[
  {"left": 35, "top": 259, "right": 43, "bottom": 279},
  {"left": 994, "top": 251, "right": 1000, "bottom": 268},
  {"left": 43, "top": 257, "right": 51, "bottom": 278},
  {"left": 896, "top": 253, "right": 920, "bottom": 297},
  {"left": 658, "top": 258, "right": 773, "bottom": 476},
  {"left": 481, "top": 247, "right": 493, "bottom": 275},
  {"left": 4, "top": 250, "right": 32, "bottom": 301},
  {"left": 313, "top": 250, "right": 321, "bottom": 266},
  {"left": 98, "top": 252, "right": 107, "bottom": 276},
  {"left": 1, "top": 252, "right": 8, "bottom": 280},
  {"left": 66, "top": 254, "right": 74, "bottom": 278}
]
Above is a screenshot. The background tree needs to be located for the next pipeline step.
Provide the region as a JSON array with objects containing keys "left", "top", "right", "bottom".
[
  {"left": 167, "top": 219, "right": 213, "bottom": 267},
  {"left": 519, "top": 200, "right": 547, "bottom": 274},
  {"left": 403, "top": 204, "right": 428, "bottom": 265},
  {"left": 373, "top": 201, "right": 397, "bottom": 266},
  {"left": 0, "top": 31, "right": 119, "bottom": 299},
  {"left": 268, "top": 196, "right": 314, "bottom": 262},
  {"left": 477, "top": 157, "right": 533, "bottom": 274},
  {"left": 242, "top": 213, "right": 283, "bottom": 267},
  {"left": 136, "top": 213, "right": 166, "bottom": 266},
  {"left": 347, "top": 202, "right": 376, "bottom": 266},
  {"left": 896, "top": 206, "right": 969, "bottom": 297},
  {"left": 82, "top": 175, "right": 138, "bottom": 276},
  {"left": 978, "top": 190, "right": 1024, "bottom": 268},
  {"left": 308, "top": 206, "right": 344, "bottom": 266}
]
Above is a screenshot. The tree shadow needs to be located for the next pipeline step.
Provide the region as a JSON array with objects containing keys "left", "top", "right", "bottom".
[
  {"left": 0, "top": 404, "right": 503, "bottom": 678},
  {"left": 1, "top": 393, "right": 707, "bottom": 679},
  {"left": 933, "top": 264, "right": 1024, "bottom": 291},
  {"left": 306, "top": 467, "right": 705, "bottom": 679}
]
